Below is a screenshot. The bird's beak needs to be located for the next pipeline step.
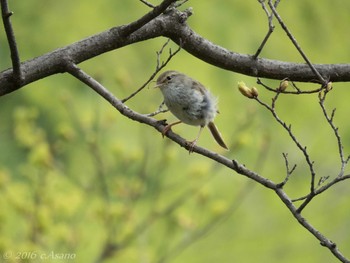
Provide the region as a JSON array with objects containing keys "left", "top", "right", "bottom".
[{"left": 147, "top": 80, "right": 160, "bottom": 89}]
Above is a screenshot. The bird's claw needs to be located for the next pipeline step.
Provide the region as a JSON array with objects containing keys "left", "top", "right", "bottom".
[
  {"left": 162, "top": 124, "right": 171, "bottom": 138},
  {"left": 185, "top": 140, "right": 197, "bottom": 154}
]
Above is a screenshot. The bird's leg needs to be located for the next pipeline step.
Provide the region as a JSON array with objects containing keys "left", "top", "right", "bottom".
[
  {"left": 162, "top": 120, "right": 182, "bottom": 137},
  {"left": 186, "top": 126, "right": 204, "bottom": 153}
]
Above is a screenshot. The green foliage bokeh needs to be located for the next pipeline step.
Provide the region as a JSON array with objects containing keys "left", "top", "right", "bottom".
[{"left": 0, "top": 1, "right": 350, "bottom": 262}]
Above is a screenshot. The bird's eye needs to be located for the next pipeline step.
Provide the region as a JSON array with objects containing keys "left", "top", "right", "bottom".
[{"left": 166, "top": 76, "right": 172, "bottom": 81}]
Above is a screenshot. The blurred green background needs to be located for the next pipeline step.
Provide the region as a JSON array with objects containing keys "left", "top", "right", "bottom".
[{"left": 1, "top": 1, "right": 350, "bottom": 262}]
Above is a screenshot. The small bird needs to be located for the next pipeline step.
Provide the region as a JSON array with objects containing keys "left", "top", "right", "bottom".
[{"left": 155, "top": 70, "right": 228, "bottom": 151}]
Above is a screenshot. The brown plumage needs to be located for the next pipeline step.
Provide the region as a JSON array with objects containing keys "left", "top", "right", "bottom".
[{"left": 156, "top": 70, "right": 228, "bottom": 151}]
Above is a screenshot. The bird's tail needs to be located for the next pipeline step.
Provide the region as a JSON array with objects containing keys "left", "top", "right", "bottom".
[{"left": 207, "top": 122, "right": 229, "bottom": 150}]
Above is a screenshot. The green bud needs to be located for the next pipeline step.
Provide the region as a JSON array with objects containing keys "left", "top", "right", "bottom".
[
  {"left": 326, "top": 82, "right": 333, "bottom": 92},
  {"left": 251, "top": 87, "right": 259, "bottom": 97},
  {"left": 238, "top": 81, "right": 254, "bottom": 98},
  {"left": 279, "top": 80, "right": 289, "bottom": 91}
]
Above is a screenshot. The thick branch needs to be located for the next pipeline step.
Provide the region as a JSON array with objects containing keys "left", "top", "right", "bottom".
[{"left": 1, "top": 8, "right": 350, "bottom": 96}]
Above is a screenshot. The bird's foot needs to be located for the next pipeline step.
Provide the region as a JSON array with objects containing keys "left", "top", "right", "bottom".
[
  {"left": 185, "top": 139, "right": 198, "bottom": 154},
  {"left": 162, "top": 124, "right": 172, "bottom": 138}
]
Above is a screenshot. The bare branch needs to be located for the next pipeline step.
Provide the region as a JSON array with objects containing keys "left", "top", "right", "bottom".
[
  {"left": 65, "top": 62, "right": 276, "bottom": 190},
  {"left": 277, "top": 153, "right": 297, "bottom": 188},
  {"left": 254, "top": 0, "right": 281, "bottom": 58},
  {"left": 274, "top": 188, "right": 347, "bottom": 262},
  {"left": 258, "top": 79, "right": 350, "bottom": 218},
  {"left": 66, "top": 61, "right": 350, "bottom": 262},
  {"left": 173, "top": 0, "right": 189, "bottom": 8},
  {"left": 254, "top": 95, "right": 317, "bottom": 211},
  {"left": 317, "top": 175, "right": 330, "bottom": 187},
  {"left": 0, "top": 3, "right": 349, "bottom": 262},
  {"left": 257, "top": 78, "right": 323, "bottom": 95},
  {"left": 1, "top": 8, "right": 350, "bottom": 97},
  {"left": 121, "top": 38, "right": 181, "bottom": 103},
  {"left": 139, "top": 0, "right": 155, "bottom": 8},
  {"left": 0, "top": 0, "right": 22, "bottom": 84},
  {"left": 293, "top": 172, "right": 350, "bottom": 204},
  {"left": 267, "top": 0, "right": 326, "bottom": 84},
  {"left": 318, "top": 89, "right": 350, "bottom": 177},
  {"left": 146, "top": 101, "right": 169, "bottom": 117},
  {"left": 121, "top": 0, "right": 178, "bottom": 36}
]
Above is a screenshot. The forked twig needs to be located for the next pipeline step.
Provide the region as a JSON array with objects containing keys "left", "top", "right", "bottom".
[
  {"left": 254, "top": 94, "right": 317, "bottom": 212},
  {"left": 121, "top": 39, "right": 182, "bottom": 103},
  {"left": 292, "top": 87, "right": 350, "bottom": 201},
  {"left": 319, "top": 89, "right": 350, "bottom": 176},
  {"left": 257, "top": 78, "right": 323, "bottom": 95},
  {"left": 277, "top": 153, "right": 297, "bottom": 188},
  {"left": 254, "top": 0, "right": 281, "bottom": 58},
  {"left": 145, "top": 101, "right": 169, "bottom": 117},
  {"left": 173, "top": 0, "right": 189, "bottom": 8}
]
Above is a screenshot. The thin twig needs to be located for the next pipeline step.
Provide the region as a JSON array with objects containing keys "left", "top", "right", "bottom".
[
  {"left": 254, "top": 0, "right": 281, "bottom": 58},
  {"left": 267, "top": 0, "right": 326, "bottom": 84},
  {"left": 255, "top": 95, "right": 317, "bottom": 212},
  {"left": 274, "top": 188, "right": 347, "bottom": 262},
  {"left": 265, "top": 85, "right": 350, "bottom": 211},
  {"left": 0, "top": 0, "right": 22, "bottom": 83},
  {"left": 145, "top": 101, "right": 169, "bottom": 117},
  {"left": 121, "top": 0, "right": 178, "bottom": 36},
  {"left": 317, "top": 175, "right": 330, "bottom": 188},
  {"left": 256, "top": 78, "right": 322, "bottom": 94},
  {"left": 292, "top": 173, "right": 350, "bottom": 201},
  {"left": 139, "top": 0, "right": 155, "bottom": 8},
  {"left": 277, "top": 153, "right": 297, "bottom": 188},
  {"left": 173, "top": 0, "right": 189, "bottom": 8},
  {"left": 121, "top": 39, "right": 181, "bottom": 103},
  {"left": 319, "top": 89, "right": 350, "bottom": 178}
]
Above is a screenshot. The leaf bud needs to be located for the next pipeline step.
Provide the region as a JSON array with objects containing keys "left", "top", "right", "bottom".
[
  {"left": 238, "top": 81, "right": 254, "bottom": 98},
  {"left": 326, "top": 82, "right": 333, "bottom": 92},
  {"left": 279, "top": 80, "right": 289, "bottom": 91},
  {"left": 251, "top": 87, "right": 259, "bottom": 97}
]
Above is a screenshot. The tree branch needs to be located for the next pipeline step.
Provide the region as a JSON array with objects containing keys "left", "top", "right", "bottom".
[
  {"left": 1, "top": 3, "right": 349, "bottom": 262},
  {"left": 254, "top": 0, "right": 280, "bottom": 58},
  {"left": 319, "top": 89, "right": 350, "bottom": 176},
  {"left": 290, "top": 89, "right": 350, "bottom": 204},
  {"left": 0, "top": 0, "right": 22, "bottom": 84},
  {"left": 139, "top": 0, "right": 156, "bottom": 8},
  {"left": 254, "top": 94, "right": 317, "bottom": 201},
  {"left": 276, "top": 153, "right": 296, "bottom": 188},
  {"left": 121, "top": 38, "right": 181, "bottom": 103},
  {"left": 65, "top": 62, "right": 275, "bottom": 190},
  {"left": 120, "top": 0, "right": 177, "bottom": 36},
  {"left": 274, "top": 188, "right": 348, "bottom": 262},
  {"left": 1, "top": 8, "right": 350, "bottom": 97},
  {"left": 66, "top": 62, "right": 349, "bottom": 262},
  {"left": 267, "top": 0, "right": 326, "bottom": 84}
]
